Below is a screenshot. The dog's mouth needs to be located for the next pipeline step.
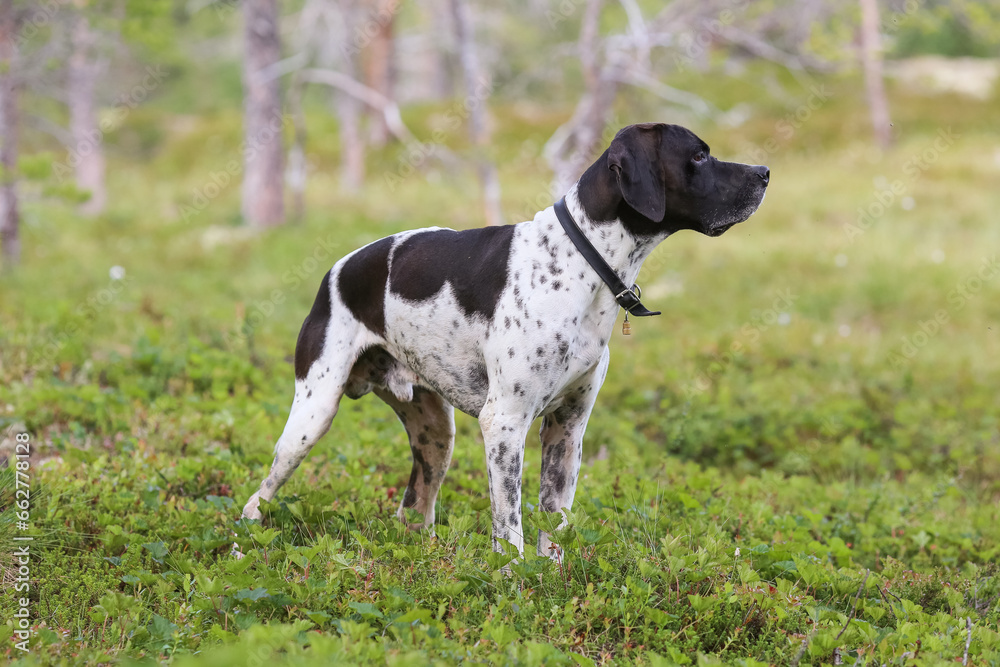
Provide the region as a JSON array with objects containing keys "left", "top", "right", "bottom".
[
  {"left": 705, "top": 184, "right": 767, "bottom": 237},
  {"left": 707, "top": 222, "right": 737, "bottom": 237}
]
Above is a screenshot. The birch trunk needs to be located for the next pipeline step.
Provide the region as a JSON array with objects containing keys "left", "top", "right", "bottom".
[
  {"left": 0, "top": 0, "right": 20, "bottom": 268},
  {"left": 362, "top": 0, "right": 395, "bottom": 147},
  {"left": 242, "top": 0, "right": 285, "bottom": 227},
  {"left": 336, "top": 0, "right": 365, "bottom": 189},
  {"left": 68, "top": 13, "right": 106, "bottom": 215},
  {"left": 859, "top": 0, "right": 891, "bottom": 149},
  {"left": 450, "top": 0, "right": 502, "bottom": 226},
  {"left": 545, "top": 0, "right": 617, "bottom": 195}
]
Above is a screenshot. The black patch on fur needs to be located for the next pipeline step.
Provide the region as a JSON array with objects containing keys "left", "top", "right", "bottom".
[
  {"left": 412, "top": 447, "right": 433, "bottom": 485},
  {"left": 295, "top": 271, "right": 332, "bottom": 380},
  {"left": 388, "top": 226, "right": 515, "bottom": 321},
  {"left": 338, "top": 236, "right": 394, "bottom": 336},
  {"left": 402, "top": 470, "right": 418, "bottom": 508},
  {"left": 503, "top": 476, "right": 519, "bottom": 506}
]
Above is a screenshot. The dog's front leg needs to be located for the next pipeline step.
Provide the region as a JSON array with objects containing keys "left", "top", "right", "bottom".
[
  {"left": 537, "top": 349, "right": 610, "bottom": 560},
  {"left": 480, "top": 399, "right": 531, "bottom": 556}
]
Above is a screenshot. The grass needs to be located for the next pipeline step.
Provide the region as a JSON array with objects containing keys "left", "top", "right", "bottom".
[{"left": 1, "top": 66, "right": 1000, "bottom": 665}]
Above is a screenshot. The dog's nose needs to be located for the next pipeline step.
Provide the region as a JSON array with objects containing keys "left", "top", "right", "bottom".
[{"left": 754, "top": 165, "right": 770, "bottom": 186}]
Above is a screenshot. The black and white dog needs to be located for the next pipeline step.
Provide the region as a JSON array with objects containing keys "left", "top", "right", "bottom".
[{"left": 241, "top": 123, "right": 769, "bottom": 558}]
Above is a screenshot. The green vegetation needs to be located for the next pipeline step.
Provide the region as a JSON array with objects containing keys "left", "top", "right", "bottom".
[{"left": 2, "top": 64, "right": 1000, "bottom": 664}]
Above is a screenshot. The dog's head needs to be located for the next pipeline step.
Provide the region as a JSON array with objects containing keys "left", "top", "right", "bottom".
[{"left": 578, "top": 123, "right": 769, "bottom": 237}]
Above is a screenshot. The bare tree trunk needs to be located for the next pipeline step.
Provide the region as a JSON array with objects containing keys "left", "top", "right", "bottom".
[
  {"left": 450, "top": 0, "right": 502, "bottom": 226},
  {"left": 362, "top": 0, "right": 395, "bottom": 147},
  {"left": 337, "top": 84, "right": 365, "bottom": 189},
  {"left": 242, "top": 0, "right": 285, "bottom": 227},
  {"left": 68, "top": 13, "right": 106, "bottom": 215},
  {"left": 430, "top": 0, "right": 454, "bottom": 98},
  {"left": 575, "top": 0, "right": 616, "bottom": 166},
  {"left": 859, "top": 0, "right": 891, "bottom": 149},
  {"left": 0, "top": 0, "right": 20, "bottom": 268},
  {"left": 336, "top": 0, "right": 365, "bottom": 190},
  {"left": 545, "top": 0, "right": 617, "bottom": 195},
  {"left": 287, "top": 73, "right": 307, "bottom": 222}
]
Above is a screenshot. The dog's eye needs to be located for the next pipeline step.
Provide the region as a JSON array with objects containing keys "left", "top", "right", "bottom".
[{"left": 692, "top": 152, "right": 707, "bottom": 164}]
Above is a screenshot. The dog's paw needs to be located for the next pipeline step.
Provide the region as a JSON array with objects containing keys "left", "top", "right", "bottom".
[
  {"left": 241, "top": 492, "right": 263, "bottom": 521},
  {"left": 404, "top": 522, "right": 436, "bottom": 534},
  {"left": 395, "top": 506, "right": 434, "bottom": 533}
]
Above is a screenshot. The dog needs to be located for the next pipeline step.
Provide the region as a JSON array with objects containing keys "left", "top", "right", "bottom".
[{"left": 241, "top": 123, "right": 769, "bottom": 559}]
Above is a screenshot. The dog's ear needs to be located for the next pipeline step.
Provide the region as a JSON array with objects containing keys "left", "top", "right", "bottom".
[{"left": 607, "top": 124, "right": 666, "bottom": 222}]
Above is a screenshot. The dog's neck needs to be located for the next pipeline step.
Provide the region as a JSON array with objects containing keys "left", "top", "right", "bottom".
[{"left": 563, "top": 184, "right": 667, "bottom": 288}]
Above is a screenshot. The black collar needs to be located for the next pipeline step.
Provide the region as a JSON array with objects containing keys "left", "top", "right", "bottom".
[{"left": 554, "top": 197, "right": 661, "bottom": 317}]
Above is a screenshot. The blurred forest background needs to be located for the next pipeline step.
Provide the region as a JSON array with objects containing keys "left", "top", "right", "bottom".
[
  {"left": 2, "top": 0, "right": 1000, "bottom": 664},
  {"left": 0, "top": 0, "right": 998, "bottom": 239}
]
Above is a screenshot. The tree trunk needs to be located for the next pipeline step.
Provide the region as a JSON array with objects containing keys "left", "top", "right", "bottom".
[
  {"left": 335, "top": 0, "right": 365, "bottom": 190},
  {"left": 545, "top": 0, "right": 617, "bottom": 195},
  {"left": 0, "top": 0, "right": 20, "bottom": 268},
  {"left": 337, "top": 85, "right": 365, "bottom": 189},
  {"left": 859, "top": 0, "right": 891, "bottom": 149},
  {"left": 450, "top": 0, "right": 503, "bottom": 226},
  {"left": 362, "top": 0, "right": 395, "bottom": 147},
  {"left": 68, "top": 13, "right": 106, "bottom": 215},
  {"left": 429, "top": 0, "right": 454, "bottom": 99},
  {"left": 572, "top": 0, "right": 617, "bottom": 177},
  {"left": 287, "top": 73, "right": 307, "bottom": 222},
  {"left": 242, "top": 0, "right": 285, "bottom": 227}
]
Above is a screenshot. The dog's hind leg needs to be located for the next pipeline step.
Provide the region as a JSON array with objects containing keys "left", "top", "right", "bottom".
[
  {"left": 375, "top": 387, "right": 456, "bottom": 531},
  {"left": 241, "top": 375, "right": 346, "bottom": 521},
  {"left": 536, "top": 348, "right": 610, "bottom": 560},
  {"left": 241, "top": 272, "right": 362, "bottom": 521}
]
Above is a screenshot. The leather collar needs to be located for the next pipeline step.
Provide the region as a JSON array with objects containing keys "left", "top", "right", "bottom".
[{"left": 553, "top": 197, "right": 661, "bottom": 317}]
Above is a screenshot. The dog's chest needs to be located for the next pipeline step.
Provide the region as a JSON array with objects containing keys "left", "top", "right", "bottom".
[{"left": 378, "top": 214, "right": 625, "bottom": 418}]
